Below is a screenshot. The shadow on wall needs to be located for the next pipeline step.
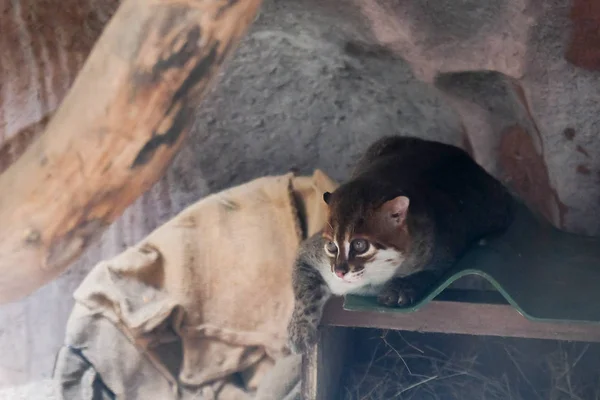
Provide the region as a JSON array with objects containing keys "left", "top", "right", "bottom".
[{"left": 434, "top": 70, "right": 567, "bottom": 230}]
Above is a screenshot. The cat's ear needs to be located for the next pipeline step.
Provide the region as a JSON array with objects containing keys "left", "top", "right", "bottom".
[
  {"left": 323, "top": 192, "right": 331, "bottom": 204},
  {"left": 380, "top": 196, "right": 410, "bottom": 227}
]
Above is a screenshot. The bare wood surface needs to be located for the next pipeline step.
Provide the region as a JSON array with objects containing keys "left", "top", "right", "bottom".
[
  {"left": 302, "top": 326, "right": 351, "bottom": 400},
  {"left": 0, "top": 0, "right": 263, "bottom": 304},
  {"left": 322, "top": 297, "right": 600, "bottom": 343}
]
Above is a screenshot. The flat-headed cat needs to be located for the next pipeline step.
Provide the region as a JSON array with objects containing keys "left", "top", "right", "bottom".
[{"left": 288, "top": 136, "right": 515, "bottom": 353}]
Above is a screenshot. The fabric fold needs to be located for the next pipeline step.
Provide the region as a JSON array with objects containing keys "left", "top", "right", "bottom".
[{"left": 54, "top": 170, "right": 337, "bottom": 399}]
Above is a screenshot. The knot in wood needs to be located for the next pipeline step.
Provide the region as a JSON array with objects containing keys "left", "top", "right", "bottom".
[{"left": 23, "top": 229, "right": 41, "bottom": 245}]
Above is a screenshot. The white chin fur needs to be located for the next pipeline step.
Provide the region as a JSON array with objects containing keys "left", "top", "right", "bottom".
[
  {"left": 322, "top": 248, "right": 405, "bottom": 296},
  {"left": 325, "top": 273, "right": 367, "bottom": 296}
]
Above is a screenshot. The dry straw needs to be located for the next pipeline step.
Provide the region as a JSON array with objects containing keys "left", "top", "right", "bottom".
[{"left": 344, "top": 330, "right": 600, "bottom": 400}]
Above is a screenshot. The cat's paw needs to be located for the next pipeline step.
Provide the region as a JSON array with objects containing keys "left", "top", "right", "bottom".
[
  {"left": 377, "top": 282, "right": 418, "bottom": 307},
  {"left": 287, "top": 316, "right": 318, "bottom": 354}
]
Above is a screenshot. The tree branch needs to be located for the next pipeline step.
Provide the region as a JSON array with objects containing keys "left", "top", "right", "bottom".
[{"left": 0, "top": 0, "right": 263, "bottom": 303}]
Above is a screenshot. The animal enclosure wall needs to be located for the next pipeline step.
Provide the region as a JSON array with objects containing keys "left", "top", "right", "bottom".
[{"left": 1, "top": 0, "right": 600, "bottom": 392}]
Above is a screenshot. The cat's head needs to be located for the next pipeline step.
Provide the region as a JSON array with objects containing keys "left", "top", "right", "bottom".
[{"left": 321, "top": 181, "right": 411, "bottom": 287}]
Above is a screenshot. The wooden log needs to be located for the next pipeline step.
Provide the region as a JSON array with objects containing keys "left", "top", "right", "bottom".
[{"left": 0, "top": 0, "right": 263, "bottom": 304}]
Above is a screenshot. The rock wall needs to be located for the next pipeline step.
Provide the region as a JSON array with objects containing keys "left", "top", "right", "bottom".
[
  {"left": 0, "top": 0, "right": 599, "bottom": 388},
  {"left": 352, "top": 0, "right": 600, "bottom": 235}
]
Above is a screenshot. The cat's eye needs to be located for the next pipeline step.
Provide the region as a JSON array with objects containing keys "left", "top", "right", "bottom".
[
  {"left": 325, "top": 241, "right": 338, "bottom": 254},
  {"left": 351, "top": 239, "right": 369, "bottom": 254}
]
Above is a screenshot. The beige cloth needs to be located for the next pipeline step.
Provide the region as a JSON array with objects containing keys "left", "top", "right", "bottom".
[{"left": 54, "top": 170, "right": 337, "bottom": 400}]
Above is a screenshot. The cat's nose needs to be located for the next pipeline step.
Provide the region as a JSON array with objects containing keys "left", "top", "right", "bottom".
[{"left": 334, "top": 263, "right": 348, "bottom": 278}]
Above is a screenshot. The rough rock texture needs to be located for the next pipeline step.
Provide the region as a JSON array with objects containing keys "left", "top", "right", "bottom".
[
  {"left": 0, "top": 0, "right": 118, "bottom": 146},
  {"left": 353, "top": 0, "right": 600, "bottom": 235},
  {"left": 0, "top": 0, "right": 599, "bottom": 390},
  {"left": 566, "top": 0, "right": 600, "bottom": 71}
]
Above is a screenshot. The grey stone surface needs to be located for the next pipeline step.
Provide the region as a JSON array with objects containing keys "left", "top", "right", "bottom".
[{"left": 194, "top": 0, "right": 462, "bottom": 191}]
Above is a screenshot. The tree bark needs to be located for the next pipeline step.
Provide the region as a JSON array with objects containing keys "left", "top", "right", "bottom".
[{"left": 0, "top": 0, "right": 263, "bottom": 304}]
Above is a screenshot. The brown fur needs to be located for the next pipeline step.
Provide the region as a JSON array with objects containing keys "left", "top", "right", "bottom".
[
  {"left": 288, "top": 136, "right": 515, "bottom": 354},
  {"left": 322, "top": 193, "right": 412, "bottom": 276}
]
